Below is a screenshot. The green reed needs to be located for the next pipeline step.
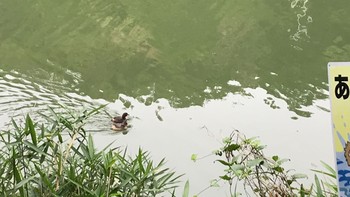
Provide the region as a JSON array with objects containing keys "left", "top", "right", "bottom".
[{"left": 0, "top": 105, "right": 180, "bottom": 197}]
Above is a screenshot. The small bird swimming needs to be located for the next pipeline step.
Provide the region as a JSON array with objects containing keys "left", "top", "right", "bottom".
[{"left": 111, "top": 112, "right": 128, "bottom": 131}]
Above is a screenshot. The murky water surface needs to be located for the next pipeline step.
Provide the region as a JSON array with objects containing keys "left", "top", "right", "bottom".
[{"left": 1, "top": 0, "right": 349, "bottom": 195}]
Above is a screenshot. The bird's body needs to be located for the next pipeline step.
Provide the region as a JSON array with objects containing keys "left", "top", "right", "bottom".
[{"left": 111, "top": 112, "right": 128, "bottom": 131}]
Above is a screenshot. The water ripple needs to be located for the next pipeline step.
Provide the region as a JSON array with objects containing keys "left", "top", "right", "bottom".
[{"left": 0, "top": 69, "right": 110, "bottom": 129}]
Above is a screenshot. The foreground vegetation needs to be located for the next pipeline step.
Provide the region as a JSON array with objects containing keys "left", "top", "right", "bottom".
[
  {"left": 190, "top": 131, "right": 337, "bottom": 197},
  {"left": 0, "top": 105, "right": 180, "bottom": 196},
  {"left": 0, "top": 105, "right": 337, "bottom": 196}
]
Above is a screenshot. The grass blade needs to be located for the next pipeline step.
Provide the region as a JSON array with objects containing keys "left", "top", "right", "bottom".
[
  {"left": 138, "top": 148, "right": 145, "bottom": 174},
  {"left": 15, "top": 175, "right": 35, "bottom": 190},
  {"left": 11, "top": 118, "right": 21, "bottom": 132},
  {"left": 88, "top": 134, "right": 95, "bottom": 160},
  {"left": 66, "top": 177, "right": 96, "bottom": 196},
  {"left": 23, "top": 140, "right": 51, "bottom": 158},
  {"left": 12, "top": 148, "right": 24, "bottom": 196},
  {"left": 183, "top": 180, "right": 190, "bottom": 197},
  {"left": 34, "top": 164, "right": 55, "bottom": 192},
  {"left": 320, "top": 161, "right": 336, "bottom": 178},
  {"left": 26, "top": 115, "right": 37, "bottom": 146},
  {"left": 86, "top": 104, "right": 108, "bottom": 117},
  {"left": 314, "top": 175, "right": 325, "bottom": 197}
]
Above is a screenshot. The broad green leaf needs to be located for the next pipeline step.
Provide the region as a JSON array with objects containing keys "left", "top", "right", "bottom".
[
  {"left": 231, "top": 164, "right": 244, "bottom": 171},
  {"left": 250, "top": 139, "right": 262, "bottom": 147},
  {"left": 291, "top": 173, "right": 308, "bottom": 180},
  {"left": 244, "top": 137, "right": 258, "bottom": 144},
  {"left": 191, "top": 154, "right": 197, "bottom": 162},
  {"left": 272, "top": 155, "right": 279, "bottom": 161},
  {"left": 210, "top": 179, "right": 219, "bottom": 187},
  {"left": 256, "top": 145, "right": 266, "bottom": 150},
  {"left": 273, "top": 166, "right": 284, "bottom": 173},
  {"left": 277, "top": 158, "right": 290, "bottom": 164},
  {"left": 216, "top": 159, "right": 231, "bottom": 166},
  {"left": 222, "top": 137, "right": 231, "bottom": 144},
  {"left": 224, "top": 144, "right": 240, "bottom": 152},
  {"left": 247, "top": 159, "right": 263, "bottom": 167},
  {"left": 220, "top": 175, "right": 231, "bottom": 181}
]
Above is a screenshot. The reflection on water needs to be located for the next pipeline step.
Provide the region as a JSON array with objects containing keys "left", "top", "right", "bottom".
[
  {"left": 1, "top": 0, "right": 349, "bottom": 116},
  {"left": 289, "top": 0, "right": 311, "bottom": 43},
  {"left": 0, "top": 69, "right": 105, "bottom": 130}
]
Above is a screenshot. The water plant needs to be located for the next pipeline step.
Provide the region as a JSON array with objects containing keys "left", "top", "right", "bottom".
[
  {"left": 0, "top": 104, "right": 180, "bottom": 196},
  {"left": 212, "top": 130, "right": 307, "bottom": 196},
  {"left": 191, "top": 130, "right": 338, "bottom": 197}
]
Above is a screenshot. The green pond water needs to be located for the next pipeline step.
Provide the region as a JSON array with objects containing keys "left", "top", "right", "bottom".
[{"left": 0, "top": 0, "right": 349, "bottom": 196}]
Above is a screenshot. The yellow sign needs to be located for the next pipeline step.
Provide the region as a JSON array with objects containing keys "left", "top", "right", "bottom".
[{"left": 328, "top": 62, "right": 350, "bottom": 196}]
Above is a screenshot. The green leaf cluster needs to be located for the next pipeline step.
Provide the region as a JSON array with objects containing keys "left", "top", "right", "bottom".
[
  {"left": 211, "top": 130, "right": 337, "bottom": 197},
  {"left": 0, "top": 105, "right": 180, "bottom": 196}
]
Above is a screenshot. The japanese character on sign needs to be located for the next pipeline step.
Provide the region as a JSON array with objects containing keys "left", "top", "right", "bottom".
[{"left": 335, "top": 74, "right": 350, "bottom": 99}]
